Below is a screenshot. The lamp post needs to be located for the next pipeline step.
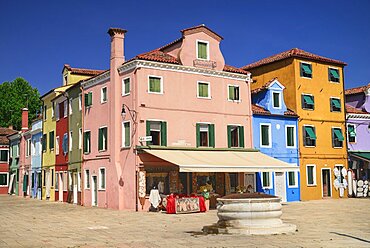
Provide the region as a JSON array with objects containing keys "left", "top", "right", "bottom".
[{"left": 121, "top": 104, "right": 137, "bottom": 122}]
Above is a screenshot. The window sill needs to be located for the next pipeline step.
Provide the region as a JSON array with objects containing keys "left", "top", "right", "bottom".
[
  {"left": 228, "top": 99, "right": 241, "bottom": 103},
  {"left": 302, "top": 108, "right": 314, "bottom": 111},
  {"left": 196, "top": 57, "right": 209, "bottom": 61},
  {"left": 122, "top": 93, "right": 130, "bottom": 97},
  {"left": 84, "top": 188, "right": 90, "bottom": 190},
  {"left": 260, "top": 145, "right": 272, "bottom": 148},
  {"left": 121, "top": 146, "right": 131, "bottom": 150},
  {"left": 287, "top": 185, "right": 298, "bottom": 188},
  {"left": 98, "top": 149, "right": 107, "bottom": 153},
  {"left": 329, "top": 81, "right": 340, "bottom": 84},
  {"left": 148, "top": 91, "right": 163, "bottom": 95},
  {"left": 304, "top": 145, "right": 316, "bottom": 148},
  {"left": 98, "top": 188, "right": 106, "bottom": 191},
  {"left": 301, "top": 76, "right": 312, "bottom": 80},
  {"left": 307, "top": 184, "right": 317, "bottom": 187},
  {"left": 333, "top": 146, "right": 343, "bottom": 149},
  {"left": 197, "top": 96, "right": 212, "bottom": 100}
]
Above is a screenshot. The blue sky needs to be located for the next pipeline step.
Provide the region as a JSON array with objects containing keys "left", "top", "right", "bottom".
[{"left": 1, "top": 0, "right": 369, "bottom": 95}]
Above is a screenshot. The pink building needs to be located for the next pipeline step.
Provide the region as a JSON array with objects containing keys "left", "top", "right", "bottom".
[
  {"left": 82, "top": 25, "right": 296, "bottom": 210},
  {"left": 18, "top": 108, "right": 31, "bottom": 197}
]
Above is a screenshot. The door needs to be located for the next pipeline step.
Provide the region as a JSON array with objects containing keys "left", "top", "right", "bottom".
[
  {"left": 92, "top": 176, "right": 97, "bottom": 206},
  {"left": 73, "top": 173, "right": 78, "bottom": 204},
  {"left": 322, "top": 169, "right": 331, "bottom": 197},
  {"left": 59, "top": 173, "right": 63, "bottom": 201},
  {"left": 244, "top": 173, "right": 255, "bottom": 193},
  {"left": 275, "top": 172, "right": 287, "bottom": 202}
]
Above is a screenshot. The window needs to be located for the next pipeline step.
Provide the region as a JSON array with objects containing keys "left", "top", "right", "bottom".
[
  {"left": 26, "top": 139, "right": 31, "bottom": 157},
  {"left": 84, "top": 169, "right": 90, "bottom": 189},
  {"left": 69, "top": 98, "right": 73, "bottom": 115},
  {"left": 302, "top": 94, "right": 314, "bottom": 110},
  {"left": 69, "top": 131, "right": 73, "bottom": 151},
  {"left": 55, "top": 172, "right": 59, "bottom": 191},
  {"left": 99, "top": 168, "right": 106, "bottom": 190},
  {"left": 49, "top": 131, "right": 54, "bottom": 150},
  {"left": 286, "top": 125, "right": 296, "bottom": 148},
  {"left": 55, "top": 136, "right": 59, "bottom": 155},
  {"left": 330, "top": 98, "right": 341, "bottom": 112},
  {"left": 197, "top": 40, "right": 209, "bottom": 60},
  {"left": 227, "top": 125, "right": 244, "bottom": 148},
  {"left": 101, "top": 87, "right": 107, "bottom": 103},
  {"left": 300, "top": 62, "right": 312, "bottom": 78},
  {"left": 78, "top": 172, "right": 81, "bottom": 192},
  {"left": 122, "top": 121, "right": 131, "bottom": 148},
  {"left": 228, "top": 85, "right": 240, "bottom": 101},
  {"left": 68, "top": 172, "right": 72, "bottom": 191},
  {"left": 79, "top": 94, "right": 82, "bottom": 111},
  {"left": 303, "top": 126, "right": 316, "bottom": 147},
  {"left": 148, "top": 76, "right": 162, "bottom": 94},
  {"left": 146, "top": 121, "right": 167, "bottom": 146},
  {"left": 52, "top": 102, "right": 55, "bottom": 118},
  {"left": 62, "top": 133, "right": 68, "bottom": 154},
  {"left": 43, "top": 105, "right": 47, "bottom": 120},
  {"left": 83, "top": 131, "right": 91, "bottom": 154},
  {"left": 51, "top": 169, "right": 54, "bottom": 187},
  {"left": 85, "top": 92, "right": 93, "bottom": 107},
  {"left": 262, "top": 172, "right": 272, "bottom": 188},
  {"left": 332, "top": 128, "right": 344, "bottom": 148},
  {"left": 347, "top": 124, "right": 356, "bottom": 143},
  {"left": 197, "top": 81, "right": 210, "bottom": 99},
  {"left": 0, "top": 150, "right": 8, "bottom": 162},
  {"left": 98, "top": 127, "right": 108, "bottom": 151},
  {"left": 43, "top": 170, "right": 46, "bottom": 187},
  {"left": 55, "top": 102, "right": 59, "bottom": 121},
  {"left": 329, "top": 68, "right": 340, "bottom": 82},
  {"left": 79, "top": 128, "right": 82, "bottom": 149},
  {"left": 196, "top": 123, "right": 215, "bottom": 147},
  {"left": 229, "top": 173, "right": 238, "bottom": 193},
  {"left": 63, "top": 100, "right": 68, "bottom": 117},
  {"left": 31, "top": 139, "right": 36, "bottom": 156},
  {"left": 42, "top": 134, "right": 47, "bottom": 152},
  {"left": 288, "top": 171, "right": 298, "bottom": 187},
  {"left": 122, "top": 78, "right": 130, "bottom": 96},
  {"left": 0, "top": 173, "right": 8, "bottom": 186},
  {"left": 306, "top": 165, "right": 316, "bottom": 186},
  {"left": 272, "top": 92, "right": 281, "bottom": 108},
  {"left": 260, "top": 124, "right": 271, "bottom": 147},
  {"left": 335, "top": 165, "right": 344, "bottom": 183},
  {"left": 63, "top": 172, "right": 68, "bottom": 191}
]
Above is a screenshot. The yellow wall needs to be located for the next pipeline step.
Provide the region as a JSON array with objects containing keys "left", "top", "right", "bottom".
[
  {"left": 63, "top": 68, "right": 94, "bottom": 86},
  {"left": 249, "top": 58, "right": 347, "bottom": 200}
]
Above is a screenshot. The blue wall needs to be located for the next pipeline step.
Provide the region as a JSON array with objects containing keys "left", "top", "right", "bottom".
[{"left": 31, "top": 119, "right": 42, "bottom": 198}]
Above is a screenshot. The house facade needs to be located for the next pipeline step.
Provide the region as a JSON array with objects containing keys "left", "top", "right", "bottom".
[
  {"left": 0, "top": 127, "right": 17, "bottom": 194},
  {"left": 30, "top": 118, "right": 42, "bottom": 199},
  {"left": 8, "top": 132, "right": 20, "bottom": 195},
  {"left": 243, "top": 48, "right": 348, "bottom": 200},
  {"left": 251, "top": 78, "right": 300, "bottom": 202},
  {"left": 81, "top": 25, "right": 298, "bottom": 210}
]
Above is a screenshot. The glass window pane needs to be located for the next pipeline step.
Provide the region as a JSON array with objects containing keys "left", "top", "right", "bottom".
[
  {"left": 273, "top": 92, "right": 280, "bottom": 108},
  {"left": 261, "top": 125, "right": 270, "bottom": 146}
]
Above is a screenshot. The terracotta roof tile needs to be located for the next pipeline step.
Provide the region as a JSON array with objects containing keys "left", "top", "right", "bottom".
[
  {"left": 64, "top": 64, "right": 105, "bottom": 76},
  {"left": 345, "top": 104, "right": 367, "bottom": 114},
  {"left": 181, "top": 24, "right": 223, "bottom": 41},
  {"left": 136, "top": 50, "right": 180, "bottom": 64},
  {"left": 0, "top": 128, "right": 17, "bottom": 145},
  {"left": 251, "top": 77, "right": 278, "bottom": 94},
  {"left": 223, "top": 65, "right": 250, "bottom": 75},
  {"left": 345, "top": 84, "right": 370, "bottom": 95},
  {"left": 242, "top": 48, "right": 346, "bottom": 70},
  {"left": 252, "top": 104, "right": 297, "bottom": 117}
]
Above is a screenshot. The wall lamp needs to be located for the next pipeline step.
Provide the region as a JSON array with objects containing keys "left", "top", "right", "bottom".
[{"left": 121, "top": 104, "right": 137, "bottom": 122}]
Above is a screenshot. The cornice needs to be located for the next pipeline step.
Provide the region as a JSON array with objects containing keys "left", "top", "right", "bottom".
[{"left": 81, "top": 71, "right": 110, "bottom": 89}]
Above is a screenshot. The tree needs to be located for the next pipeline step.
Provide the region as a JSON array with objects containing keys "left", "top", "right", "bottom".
[{"left": 0, "top": 78, "right": 42, "bottom": 130}]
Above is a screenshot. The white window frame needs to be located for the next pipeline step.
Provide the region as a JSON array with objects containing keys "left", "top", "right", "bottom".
[
  {"left": 197, "top": 81, "right": 211, "bottom": 99},
  {"left": 26, "top": 138, "right": 31, "bottom": 157},
  {"left": 287, "top": 171, "right": 298, "bottom": 188},
  {"left": 98, "top": 126, "right": 108, "bottom": 152},
  {"left": 148, "top": 75, "right": 163, "bottom": 94},
  {"left": 0, "top": 172, "right": 9, "bottom": 187},
  {"left": 69, "top": 98, "right": 73, "bottom": 115},
  {"left": 84, "top": 130, "right": 91, "bottom": 154},
  {"left": 261, "top": 172, "right": 273, "bottom": 189},
  {"left": 302, "top": 93, "right": 314, "bottom": 110},
  {"left": 332, "top": 126, "right": 344, "bottom": 148},
  {"left": 227, "top": 84, "right": 241, "bottom": 102},
  {"left": 260, "top": 123, "right": 272, "bottom": 148},
  {"left": 98, "top": 167, "right": 106, "bottom": 190},
  {"left": 303, "top": 124, "right": 316, "bottom": 148},
  {"left": 0, "top": 149, "right": 9, "bottom": 163},
  {"left": 285, "top": 125, "right": 296, "bottom": 148},
  {"left": 271, "top": 91, "right": 282, "bottom": 109},
  {"left": 101, "top": 86, "right": 107, "bottom": 104},
  {"left": 77, "top": 172, "right": 81, "bottom": 192},
  {"left": 55, "top": 172, "right": 59, "bottom": 191},
  {"left": 79, "top": 128, "right": 82, "bottom": 150},
  {"left": 69, "top": 131, "right": 73, "bottom": 151},
  {"left": 84, "top": 169, "right": 90, "bottom": 189},
  {"left": 63, "top": 100, "right": 68, "bottom": 118},
  {"left": 330, "top": 96, "right": 341, "bottom": 112},
  {"left": 347, "top": 123, "right": 356, "bottom": 143},
  {"left": 196, "top": 39, "right": 210, "bottom": 60},
  {"left": 122, "top": 77, "right": 130, "bottom": 96},
  {"left": 55, "top": 102, "right": 60, "bottom": 121},
  {"left": 78, "top": 94, "right": 82, "bottom": 111},
  {"left": 300, "top": 61, "right": 312, "bottom": 79},
  {"left": 122, "top": 121, "right": 131, "bottom": 148},
  {"left": 52, "top": 102, "right": 55, "bottom": 118},
  {"left": 55, "top": 136, "right": 60, "bottom": 155},
  {"left": 306, "top": 164, "right": 317, "bottom": 186},
  {"left": 328, "top": 66, "right": 340, "bottom": 83}
]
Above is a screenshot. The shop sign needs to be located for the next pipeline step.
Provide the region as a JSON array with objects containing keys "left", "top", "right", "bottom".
[{"left": 139, "top": 136, "right": 152, "bottom": 142}]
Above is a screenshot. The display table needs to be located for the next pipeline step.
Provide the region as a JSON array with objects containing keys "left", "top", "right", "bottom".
[{"left": 166, "top": 194, "right": 206, "bottom": 214}]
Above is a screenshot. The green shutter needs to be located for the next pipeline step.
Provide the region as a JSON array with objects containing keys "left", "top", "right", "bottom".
[
  {"left": 331, "top": 98, "right": 341, "bottom": 108},
  {"left": 307, "top": 167, "right": 313, "bottom": 185},
  {"left": 348, "top": 125, "right": 356, "bottom": 137},
  {"left": 261, "top": 125, "right": 269, "bottom": 146},
  {"left": 329, "top": 69, "right": 340, "bottom": 79},
  {"left": 227, "top": 125, "right": 232, "bottom": 148},
  {"left": 239, "top": 126, "right": 244, "bottom": 148},
  {"left": 303, "top": 95, "right": 314, "bottom": 105},
  {"left": 146, "top": 121, "right": 152, "bottom": 145},
  {"left": 301, "top": 63, "right": 312, "bottom": 74},
  {"left": 287, "top": 127, "right": 294, "bottom": 146},
  {"left": 23, "top": 174, "right": 28, "bottom": 192},
  {"left": 229, "top": 86, "right": 235, "bottom": 100},
  {"left": 334, "top": 129, "right": 344, "bottom": 141},
  {"left": 196, "top": 124, "right": 200, "bottom": 147},
  {"left": 84, "top": 132, "right": 90, "bottom": 153},
  {"left": 84, "top": 93, "right": 89, "bottom": 106},
  {"left": 124, "top": 123, "right": 130, "bottom": 147},
  {"left": 42, "top": 134, "right": 47, "bottom": 151},
  {"left": 198, "top": 42, "right": 207, "bottom": 59},
  {"left": 305, "top": 126, "right": 316, "bottom": 140},
  {"left": 209, "top": 124, "right": 215, "bottom": 148},
  {"left": 198, "top": 83, "right": 208, "bottom": 98},
  {"left": 49, "top": 132, "right": 54, "bottom": 149},
  {"left": 88, "top": 92, "right": 92, "bottom": 106},
  {"left": 149, "top": 77, "right": 161, "bottom": 93},
  {"left": 161, "top": 122, "right": 167, "bottom": 146},
  {"left": 98, "top": 128, "right": 103, "bottom": 151},
  {"left": 124, "top": 78, "right": 130, "bottom": 94}
]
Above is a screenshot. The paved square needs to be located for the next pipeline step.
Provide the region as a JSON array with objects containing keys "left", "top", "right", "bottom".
[{"left": 0, "top": 196, "right": 369, "bottom": 247}]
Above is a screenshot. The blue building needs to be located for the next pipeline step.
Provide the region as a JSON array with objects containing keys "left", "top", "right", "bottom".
[
  {"left": 251, "top": 78, "right": 300, "bottom": 202},
  {"left": 30, "top": 118, "right": 42, "bottom": 199}
]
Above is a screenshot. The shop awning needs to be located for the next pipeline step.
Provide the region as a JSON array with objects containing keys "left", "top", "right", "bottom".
[
  {"left": 350, "top": 152, "right": 370, "bottom": 163},
  {"left": 142, "top": 149, "right": 299, "bottom": 173}
]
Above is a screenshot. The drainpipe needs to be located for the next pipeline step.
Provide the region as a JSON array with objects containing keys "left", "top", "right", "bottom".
[
  {"left": 80, "top": 85, "right": 85, "bottom": 206},
  {"left": 342, "top": 67, "right": 349, "bottom": 198}
]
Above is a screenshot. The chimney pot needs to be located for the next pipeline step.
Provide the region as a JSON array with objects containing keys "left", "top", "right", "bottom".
[{"left": 21, "top": 108, "right": 29, "bottom": 131}]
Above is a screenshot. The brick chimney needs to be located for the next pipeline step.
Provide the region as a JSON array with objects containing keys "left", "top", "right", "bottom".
[
  {"left": 108, "top": 28, "right": 127, "bottom": 65},
  {"left": 21, "top": 108, "right": 29, "bottom": 132}
]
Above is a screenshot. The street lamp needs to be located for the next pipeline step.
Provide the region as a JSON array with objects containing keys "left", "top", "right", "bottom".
[{"left": 121, "top": 104, "right": 137, "bottom": 122}]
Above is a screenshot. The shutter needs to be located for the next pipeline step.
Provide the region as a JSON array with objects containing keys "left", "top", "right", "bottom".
[
  {"left": 84, "top": 93, "right": 89, "bottom": 106},
  {"left": 103, "top": 127, "right": 108, "bottom": 150},
  {"left": 196, "top": 123, "right": 200, "bottom": 147},
  {"left": 227, "top": 125, "right": 232, "bottom": 148},
  {"left": 161, "top": 122, "right": 167, "bottom": 146},
  {"left": 146, "top": 121, "right": 152, "bottom": 145},
  {"left": 83, "top": 132, "right": 88, "bottom": 153},
  {"left": 88, "top": 92, "right": 92, "bottom": 106},
  {"left": 229, "top": 86, "right": 234, "bottom": 100},
  {"left": 98, "top": 128, "right": 103, "bottom": 151},
  {"left": 125, "top": 123, "right": 130, "bottom": 147},
  {"left": 239, "top": 126, "right": 245, "bottom": 148},
  {"left": 125, "top": 79, "right": 130, "bottom": 94},
  {"left": 209, "top": 124, "right": 215, "bottom": 148}
]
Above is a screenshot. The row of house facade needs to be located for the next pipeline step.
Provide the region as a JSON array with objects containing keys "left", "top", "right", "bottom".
[{"left": 2, "top": 25, "right": 368, "bottom": 210}]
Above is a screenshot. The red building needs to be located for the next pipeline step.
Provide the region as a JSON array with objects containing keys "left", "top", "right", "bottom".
[{"left": 0, "top": 127, "right": 17, "bottom": 194}]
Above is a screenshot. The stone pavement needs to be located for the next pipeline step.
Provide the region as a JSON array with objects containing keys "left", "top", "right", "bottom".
[{"left": 0, "top": 195, "right": 369, "bottom": 248}]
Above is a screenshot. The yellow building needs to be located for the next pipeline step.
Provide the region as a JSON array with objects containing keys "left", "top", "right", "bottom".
[{"left": 243, "top": 48, "right": 347, "bottom": 200}]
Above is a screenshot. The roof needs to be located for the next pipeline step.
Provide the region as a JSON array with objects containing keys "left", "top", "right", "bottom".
[
  {"left": 0, "top": 127, "right": 17, "bottom": 145},
  {"left": 63, "top": 64, "right": 105, "bottom": 76},
  {"left": 252, "top": 104, "right": 298, "bottom": 117},
  {"left": 242, "top": 48, "right": 347, "bottom": 70},
  {"left": 345, "top": 104, "right": 367, "bottom": 114},
  {"left": 181, "top": 24, "right": 223, "bottom": 41},
  {"left": 250, "top": 77, "right": 278, "bottom": 94},
  {"left": 345, "top": 84, "right": 370, "bottom": 95}
]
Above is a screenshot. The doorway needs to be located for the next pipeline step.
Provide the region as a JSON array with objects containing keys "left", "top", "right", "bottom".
[
  {"left": 244, "top": 173, "right": 255, "bottom": 193},
  {"left": 92, "top": 175, "right": 97, "bottom": 206},
  {"left": 322, "top": 169, "right": 331, "bottom": 197},
  {"left": 59, "top": 173, "right": 63, "bottom": 201},
  {"left": 73, "top": 173, "right": 78, "bottom": 204},
  {"left": 275, "top": 172, "right": 287, "bottom": 202}
]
